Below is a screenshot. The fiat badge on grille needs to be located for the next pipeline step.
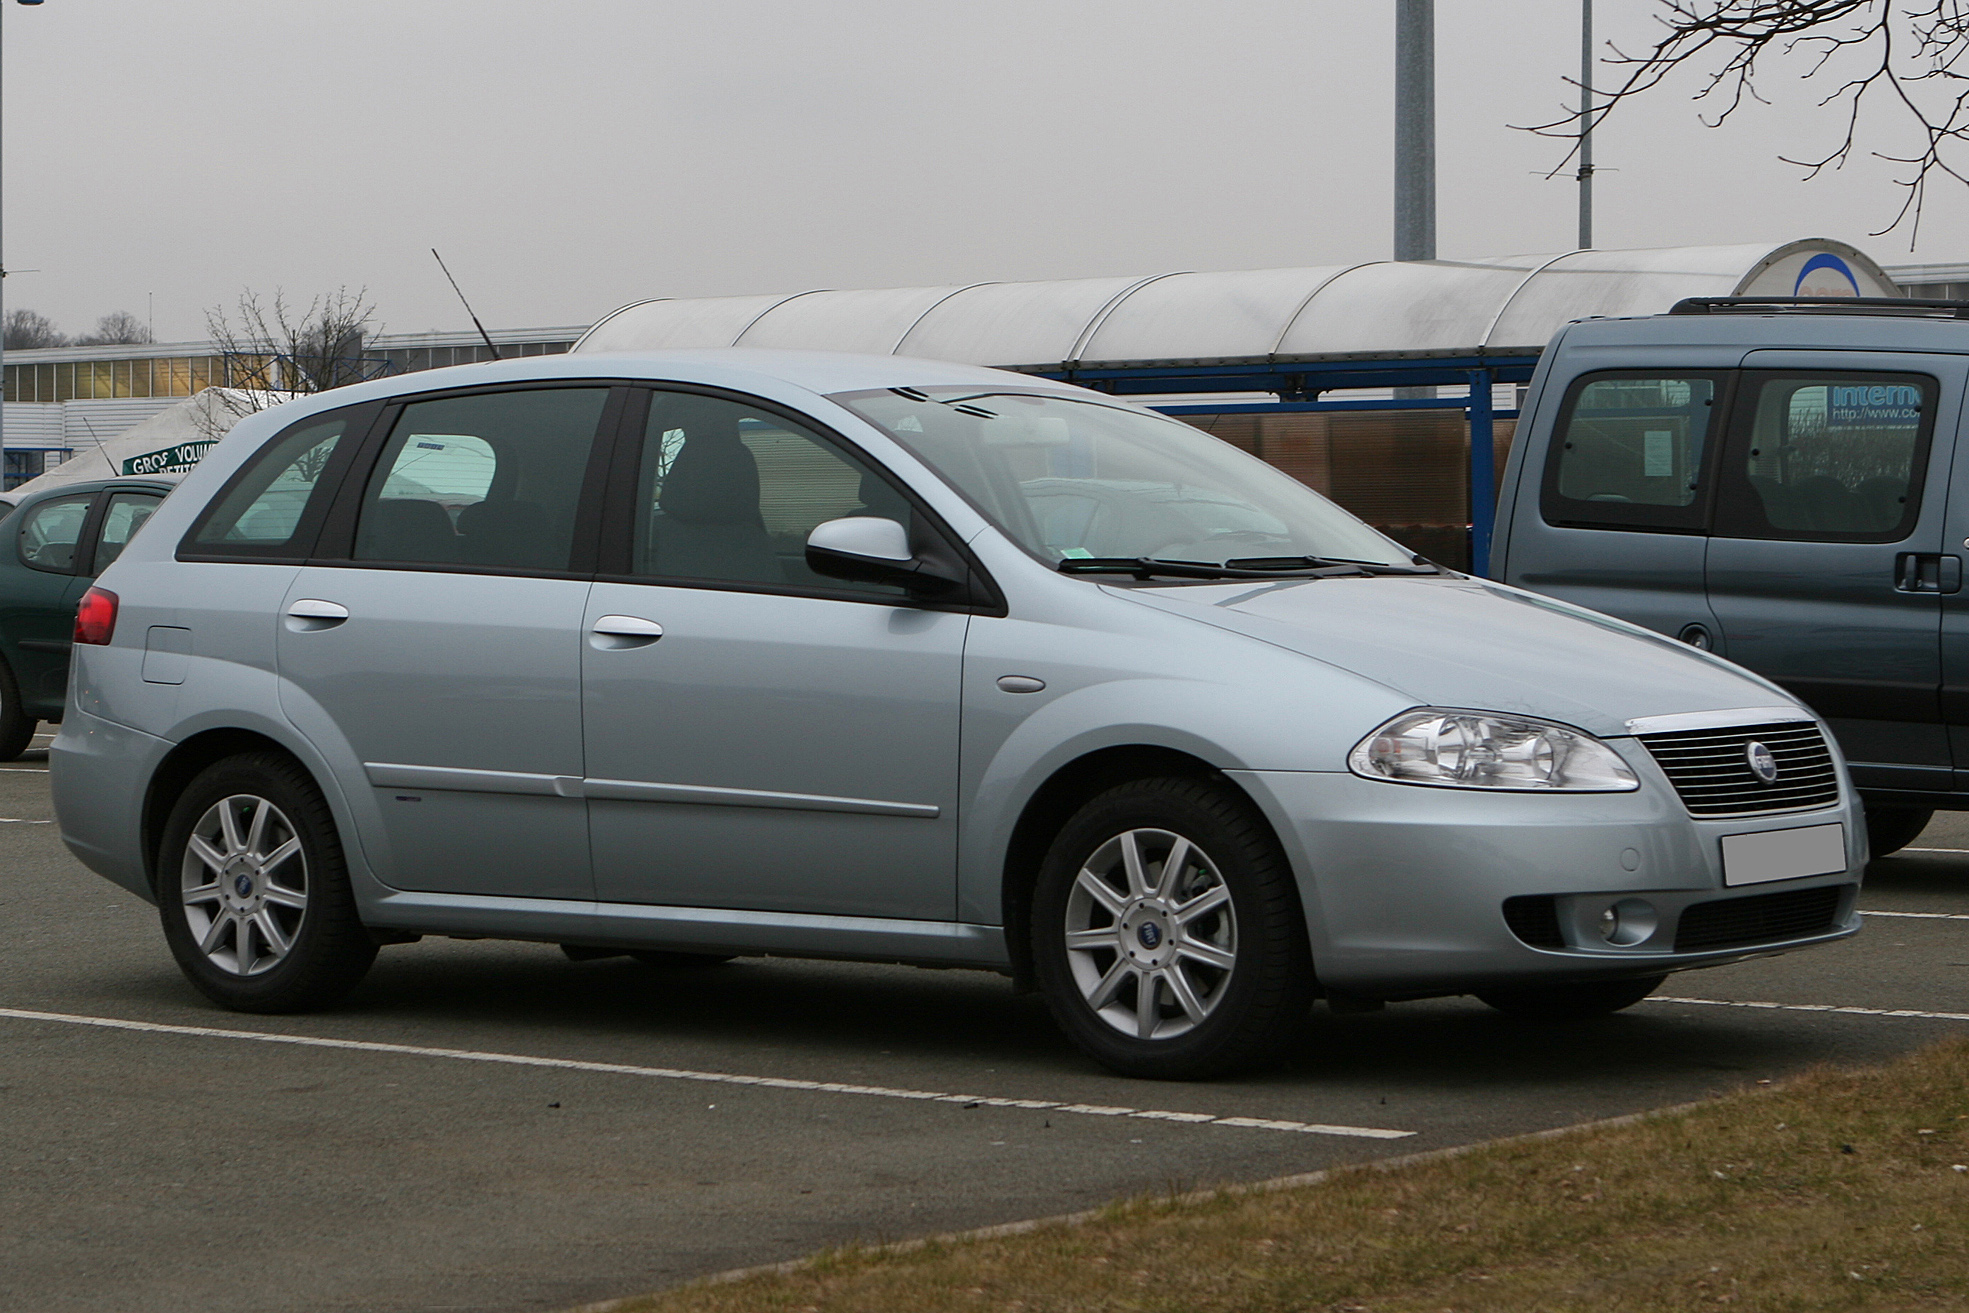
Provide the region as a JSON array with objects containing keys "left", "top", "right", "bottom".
[{"left": 1746, "top": 741, "right": 1779, "bottom": 784}]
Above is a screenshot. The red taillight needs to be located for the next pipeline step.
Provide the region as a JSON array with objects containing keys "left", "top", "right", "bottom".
[{"left": 74, "top": 587, "right": 119, "bottom": 646}]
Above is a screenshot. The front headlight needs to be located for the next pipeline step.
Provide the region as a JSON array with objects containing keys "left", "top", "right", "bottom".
[{"left": 1348, "top": 709, "right": 1639, "bottom": 792}]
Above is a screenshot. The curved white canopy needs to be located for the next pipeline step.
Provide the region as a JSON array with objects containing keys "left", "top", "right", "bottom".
[{"left": 576, "top": 238, "right": 1898, "bottom": 372}]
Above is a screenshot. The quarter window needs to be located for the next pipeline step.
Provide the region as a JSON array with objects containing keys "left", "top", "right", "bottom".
[
  {"left": 188, "top": 413, "right": 352, "bottom": 556},
  {"left": 1542, "top": 373, "right": 1721, "bottom": 532},
  {"left": 630, "top": 390, "right": 910, "bottom": 598},
  {"left": 1713, "top": 373, "right": 1935, "bottom": 541},
  {"left": 17, "top": 494, "right": 93, "bottom": 573},
  {"left": 352, "top": 388, "right": 609, "bottom": 571}
]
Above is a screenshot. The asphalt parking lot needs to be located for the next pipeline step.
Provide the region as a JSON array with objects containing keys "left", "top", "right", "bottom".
[{"left": 4, "top": 731, "right": 1966, "bottom": 1313}]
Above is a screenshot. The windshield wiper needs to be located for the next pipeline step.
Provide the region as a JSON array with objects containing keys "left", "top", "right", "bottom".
[
  {"left": 1224, "top": 555, "right": 1444, "bottom": 576},
  {"left": 1058, "top": 556, "right": 1371, "bottom": 581}
]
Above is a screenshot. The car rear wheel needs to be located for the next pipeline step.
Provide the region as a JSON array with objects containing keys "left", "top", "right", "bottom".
[
  {"left": 158, "top": 751, "right": 377, "bottom": 1012},
  {"left": 1864, "top": 806, "right": 1933, "bottom": 859},
  {"left": 0, "top": 657, "right": 34, "bottom": 761},
  {"left": 1032, "top": 777, "right": 1313, "bottom": 1079},
  {"left": 1474, "top": 974, "right": 1666, "bottom": 1021}
]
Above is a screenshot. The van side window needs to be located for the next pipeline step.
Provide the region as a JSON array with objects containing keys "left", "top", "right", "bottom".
[
  {"left": 1712, "top": 372, "right": 1936, "bottom": 542},
  {"left": 1541, "top": 373, "right": 1721, "bottom": 532},
  {"left": 184, "top": 413, "right": 353, "bottom": 558},
  {"left": 352, "top": 388, "right": 609, "bottom": 572}
]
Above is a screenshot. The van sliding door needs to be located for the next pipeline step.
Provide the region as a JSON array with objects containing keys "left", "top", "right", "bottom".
[{"left": 1705, "top": 354, "right": 1961, "bottom": 794}]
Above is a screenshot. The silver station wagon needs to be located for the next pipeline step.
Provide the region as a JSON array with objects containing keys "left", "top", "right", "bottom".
[{"left": 54, "top": 349, "right": 1865, "bottom": 1078}]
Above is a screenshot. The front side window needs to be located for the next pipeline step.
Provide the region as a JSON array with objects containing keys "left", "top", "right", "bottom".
[
  {"left": 91, "top": 492, "right": 163, "bottom": 573},
  {"left": 18, "top": 493, "right": 93, "bottom": 573},
  {"left": 352, "top": 388, "right": 609, "bottom": 571},
  {"left": 1542, "top": 373, "right": 1721, "bottom": 532},
  {"left": 630, "top": 390, "right": 910, "bottom": 597},
  {"left": 189, "top": 413, "right": 351, "bottom": 555},
  {"left": 829, "top": 388, "right": 1409, "bottom": 568},
  {"left": 1713, "top": 372, "right": 1935, "bottom": 541}
]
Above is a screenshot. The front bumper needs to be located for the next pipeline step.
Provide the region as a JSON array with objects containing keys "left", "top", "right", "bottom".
[{"left": 1231, "top": 761, "right": 1863, "bottom": 999}]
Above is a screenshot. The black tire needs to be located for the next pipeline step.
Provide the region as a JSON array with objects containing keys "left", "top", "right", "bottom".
[
  {"left": 1864, "top": 807, "right": 1933, "bottom": 859},
  {"left": 0, "top": 657, "right": 35, "bottom": 762},
  {"left": 157, "top": 751, "right": 377, "bottom": 1012},
  {"left": 1031, "top": 776, "right": 1314, "bottom": 1080},
  {"left": 1475, "top": 974, "right": 1666, "bottom": 1021},
  {"left": 629, "top": 951, "right": 736, "bottom": 969}
]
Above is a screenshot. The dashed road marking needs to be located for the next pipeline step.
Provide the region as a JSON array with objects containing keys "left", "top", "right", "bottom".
[
  {"left": 1652, "top": 996, "right": 1969, "bottom": 1023},
  {"left": 0, "top": 1006, "right": 1414, "bottom": 1139}
]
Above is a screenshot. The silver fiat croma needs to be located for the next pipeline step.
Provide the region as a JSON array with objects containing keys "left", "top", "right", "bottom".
[{"left": 53, "top": 349, "right": 1864, "bottom": 1078}]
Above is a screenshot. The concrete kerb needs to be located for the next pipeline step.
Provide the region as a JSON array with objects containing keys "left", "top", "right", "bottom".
[{"left": 558, "top": 1094, "right": 1721, "bottom": 1312}]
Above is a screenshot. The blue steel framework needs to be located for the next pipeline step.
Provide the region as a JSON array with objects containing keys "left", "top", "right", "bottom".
[{"left": 1030, "top": 352, "right": 1542, "bottom": 576}]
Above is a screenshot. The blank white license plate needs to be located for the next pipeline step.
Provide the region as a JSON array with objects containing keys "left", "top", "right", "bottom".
[{"left": 1720, "top": 823, "right": 1847, "bottom": 887}]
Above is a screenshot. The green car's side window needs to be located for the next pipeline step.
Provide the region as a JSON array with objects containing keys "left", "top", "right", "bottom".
[{"left": 16, "top": 494, "right": 95, "bottom": 574}]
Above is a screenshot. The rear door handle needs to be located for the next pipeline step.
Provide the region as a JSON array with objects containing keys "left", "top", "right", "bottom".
[
  {"left": 284, "top": 599, "right": 349, "bottom": 631},
  {"left": 589, "top": 615, "right": 663, "bottom": 649}
]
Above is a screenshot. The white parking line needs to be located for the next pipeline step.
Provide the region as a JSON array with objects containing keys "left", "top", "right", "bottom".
[
  {"left": 1899, "top": 847, "right": 1969, "bottom": 855},
  {"left": 0, "top": 817, "right": 51, "bottom": 824},
  {"left": 1861, "top": 909, "right": 1969, "bottom": 921},
  {"left": 0, "top": 1006, "right": 1414, "bottom": 1140},
  {"left": 1651, "top": 996, "right": 1969, "bottom": 1023},
  {"left": 0, "top": 767, "right": 50, "bottom": 773}
]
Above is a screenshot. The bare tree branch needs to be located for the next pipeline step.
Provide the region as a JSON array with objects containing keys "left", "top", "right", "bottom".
[
  {"left": 1516, "top": 1, "right": 1969, "bottom": 243},
  {"left": 3, "top": 308, "right": 67, "bottom": 350},
  {"left": 200, "top": 287, "right": 381, "bottom": 436}
]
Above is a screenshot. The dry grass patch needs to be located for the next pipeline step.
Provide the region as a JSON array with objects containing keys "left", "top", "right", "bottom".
[{"left": 606, "top": 1037, "right": 1969, "bottom": 1312}]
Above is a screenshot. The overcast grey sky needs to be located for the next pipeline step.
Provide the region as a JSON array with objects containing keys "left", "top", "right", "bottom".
[{"left": 3, "top": 0, "right": 1963, "bottom": 343}]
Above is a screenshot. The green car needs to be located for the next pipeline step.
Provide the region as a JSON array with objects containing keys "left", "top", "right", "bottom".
[{"left": 0, "top": 477, "right": 177, "bottom": 759}]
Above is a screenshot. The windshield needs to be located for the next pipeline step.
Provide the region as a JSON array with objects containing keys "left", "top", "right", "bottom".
[{"left": 828, "top": 387, "right": 1413, "bottom": 570}]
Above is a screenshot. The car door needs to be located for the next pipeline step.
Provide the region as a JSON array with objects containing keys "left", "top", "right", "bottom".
[
  {"left": 4, "top": 490, "right": 100, "bottom": 710},
  {"left": 275, "top": 384, "right": 619, "bottom": 900},
  {"left": 1704, "top": 354, "right": 1964, "bottom": 793},
  {"left": 1513, "top": 370, "right": 1728, "bottom": 645},
  {"left": 581, "top": 387, "right": 967, "bottom": 920}
]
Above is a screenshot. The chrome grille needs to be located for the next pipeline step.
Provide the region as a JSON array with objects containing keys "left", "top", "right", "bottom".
[{"left": 1636, "top": 720, "right": 1839, "bottom": 817}]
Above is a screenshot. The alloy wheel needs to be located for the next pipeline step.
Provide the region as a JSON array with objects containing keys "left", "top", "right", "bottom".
[
  {"left": 1063, "top": 827, "right": 1238, "bottom": 1041},
  {"left": 179, "top": 793, "right": 310, "bottom": 977}
]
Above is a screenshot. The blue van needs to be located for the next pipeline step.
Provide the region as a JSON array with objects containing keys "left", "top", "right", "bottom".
[{"left": 1495, "top": 297, "right": 1969, "bottom": 855}]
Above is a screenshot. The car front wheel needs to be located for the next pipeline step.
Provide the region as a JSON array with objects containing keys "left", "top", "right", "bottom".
[
  {"left": 157, "top": 751, "right": 377, "bottom": 1012},
  {"left": 1032, "top": 777, "right": 1313, "bottom": 1079}
]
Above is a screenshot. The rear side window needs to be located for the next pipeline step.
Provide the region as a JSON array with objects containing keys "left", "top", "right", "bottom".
[
  {"left": 1713, "top": 372, "right": 1936, "bottom": 542},
  {"left": 17, "top": 493, "right": 94, "bottom": 573},
  {"left": 187, "top": 412, "right": 357, "bottom": 558},
  {"left": 352, "top": 387, "right": 610, "bottom": 572},
  {"left": 1541, "top": 373, "right": 1723, "bottom": 532}
]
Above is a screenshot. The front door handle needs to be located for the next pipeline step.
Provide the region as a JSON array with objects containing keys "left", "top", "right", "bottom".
[
  {"left": 284, "top": 598, "right": 349, "bottom": 632},
  {"left": 1895, "top": 554, "right": 1962, "bottom": 594},
  {"left": 590, "top": 614, "right": 663, "bottom": 649}
]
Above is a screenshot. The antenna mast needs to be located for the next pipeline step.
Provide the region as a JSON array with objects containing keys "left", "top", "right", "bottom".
[{"left": 431, "top": 249, "right": 503, "bottom": 361}]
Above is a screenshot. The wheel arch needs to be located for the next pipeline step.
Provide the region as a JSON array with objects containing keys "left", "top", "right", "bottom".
[
  {"left": 998, "top": 744, "right": 1285, "bottom": 993},
  {"left": 141, "top": 728, "right": 312, "bottom": 895}
]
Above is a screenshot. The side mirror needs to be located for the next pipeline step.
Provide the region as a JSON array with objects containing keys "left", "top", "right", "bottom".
[{"left": 806, "top": 517, "right": 963, "bottom": 595}]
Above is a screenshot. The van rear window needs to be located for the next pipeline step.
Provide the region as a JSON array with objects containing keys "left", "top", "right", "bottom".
[{"left": 1542, "top": 373, "right": 1722, "bottom": 532}]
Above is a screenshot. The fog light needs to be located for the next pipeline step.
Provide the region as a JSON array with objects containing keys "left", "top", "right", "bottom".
[{"left": 1597, "top": 898, "right": 1659, "bottom": 947}]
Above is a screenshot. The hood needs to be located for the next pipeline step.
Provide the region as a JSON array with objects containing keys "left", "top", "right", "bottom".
[{"left": 1113, "top": 574, "right": 1800, "bottom": 738}]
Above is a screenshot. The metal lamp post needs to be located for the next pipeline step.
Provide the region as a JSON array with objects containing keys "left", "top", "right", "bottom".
[{"left": 1, "top": 0, "right": 46, "bottom": 490}]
